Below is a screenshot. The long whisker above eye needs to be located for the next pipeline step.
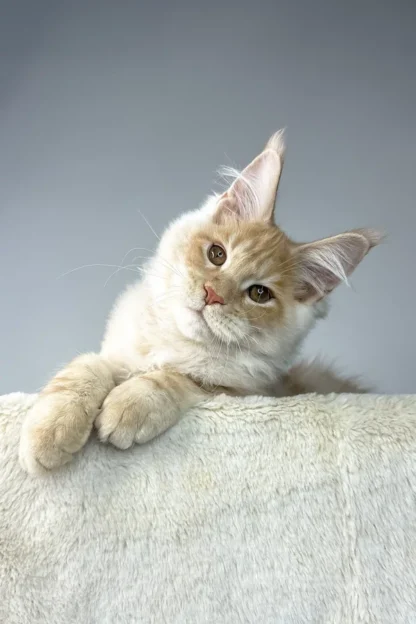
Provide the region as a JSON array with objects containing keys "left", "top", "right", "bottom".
[
  {"left": 77, "top": 246, "right": 156, "bottom": 288},
  {"left": 135, "top": 210, "right": 187, "bottom": 280},
  {"left": 57, "top": 263, "right": 141, "bottom": 281},
  {"left": 155, "top": 257, "right": 185, "bottom": 279},
  {"left": 106, "top": 245, "right": 168, "bottom": 286},
  {"left": 131, "top": 254, "right": 185, "bottom": 279},
  {"left": 119, "top": 246, "right": 152, "bottom": 265},
  {"left": 104, "top": 262, "right": 148, "bottom": 287},
  {"left": 136, "top": 267, "right": 178, "bottom": 282},
  {"left": 137, "top": 208, "right": 161, "bottom": 242}
]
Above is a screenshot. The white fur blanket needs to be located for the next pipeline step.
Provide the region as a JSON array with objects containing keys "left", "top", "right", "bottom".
[{"left": 1, "top": 392, "right": 415, "bottom": 624}]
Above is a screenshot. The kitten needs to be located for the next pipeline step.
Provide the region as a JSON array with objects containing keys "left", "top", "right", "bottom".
[{"left": 19, "top": 131, "right": 381, "bottom": 475}]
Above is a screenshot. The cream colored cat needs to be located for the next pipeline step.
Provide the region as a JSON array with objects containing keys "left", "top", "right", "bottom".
[{"left": 19, "top": 131, "right": 381, "bottom": 475}]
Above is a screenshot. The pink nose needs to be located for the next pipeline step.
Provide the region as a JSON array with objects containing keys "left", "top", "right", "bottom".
[{"left": 204, "top": 285, "right": 224, "bottom": 306}]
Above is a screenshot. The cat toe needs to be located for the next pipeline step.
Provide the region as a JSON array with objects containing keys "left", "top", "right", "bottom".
[{"left": 19, "top": 422, "right": 73, "bottom": 475}]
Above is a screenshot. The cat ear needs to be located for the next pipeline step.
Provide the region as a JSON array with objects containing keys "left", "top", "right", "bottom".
[
  {"left": 214, "top": 130, "right": 285, "bottom": 224},
  {"left": 292, "top": 229, "right": 383, "bottom": 303}
]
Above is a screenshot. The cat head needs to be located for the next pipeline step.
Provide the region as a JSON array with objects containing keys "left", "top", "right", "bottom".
[{"left": 149, "top": 131, "right": 382, "bottom": 363}]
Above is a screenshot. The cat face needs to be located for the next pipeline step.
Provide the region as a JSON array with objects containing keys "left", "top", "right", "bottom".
[
  {"left": 166, "top": 220, "right": 296, "bottom": 348},
  {"left": 149, "top": 131, "right": 381, "bottom": 357}
]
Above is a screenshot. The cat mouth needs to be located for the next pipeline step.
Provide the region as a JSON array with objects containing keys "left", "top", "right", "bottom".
[
  {"left": 189, "top": 306, "right": 215, "bottom": 333},
  {"left": 201, "top": 306, "right": 225, "bottom": 335},
  {"left": 195, "top": 308, "right": 210, "bottom": 325},
  {"left": 184, "top": 302, "right": 224, "bottom": 337}
]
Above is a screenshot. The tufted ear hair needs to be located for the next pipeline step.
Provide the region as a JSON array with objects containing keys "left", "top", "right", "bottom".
[
  {"left": 292, "top": 229, "right": 384, "bottom": 303},
  {"left": 214, "top": 130, "right": 285, "bottom": 225}
]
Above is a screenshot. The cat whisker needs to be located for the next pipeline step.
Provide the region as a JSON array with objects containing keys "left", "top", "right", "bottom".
[
  {"left": 226, "top": 319, "right": 258, "bottom": 353},
  {"left": 235, "top": 335, "right": 244, "bottom": 358},
  {"left": 230, "top": 308, "right": 270, "bottom": 322},
  {"left": 209, "top": 332, "right": 222, "bottom": 363},
  {"left": 119, "top": 247, "right": 152, "bottom": 265},
  {"left": 105, "top": 261, "right": 148, "bottom": 287},
  {"left": 208, "top": 336, "right": 230, "bottom": 394},
  {"left": 207, "top": 330, "right": 226, "bottom": 378},
  {"left": 243, "top": 331, "right": 260, "bottom": 349},
  {"left": 132, "top": 255, "right": 185, "bottom": 280},
  {"left": 136, "top": 267, "right": 177, "bottom": 283},
  {"left": 57, "top": 263, "right": 141, "bottom": 281},
  {"left": 221, "top": 338, "right": 231, "bottom": 389},
  {"left": 59, "top": 245, "right": 177, "bottom": 289},
  {"left": 137, "top": 209, "right": 161, "bottom": 243},
  {"left": 135, "top": 211, "right": 185, "bottom": 277},
  {"left": 153, "top": 290, "right": 182, "bottom": 304}
]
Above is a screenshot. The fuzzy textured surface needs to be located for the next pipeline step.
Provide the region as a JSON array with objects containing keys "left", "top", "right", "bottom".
[{"left": 1, "top": 392, "right": 416, "bottom": 624}]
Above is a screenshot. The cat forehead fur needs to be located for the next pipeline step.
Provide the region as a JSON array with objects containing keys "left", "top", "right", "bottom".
[{"left": 165, "top": 202, "right": 288, "bottom": 281}]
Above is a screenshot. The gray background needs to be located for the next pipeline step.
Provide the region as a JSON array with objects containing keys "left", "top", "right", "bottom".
[{"left": 1, "top": 0, "right": 415, "bottom": 394}]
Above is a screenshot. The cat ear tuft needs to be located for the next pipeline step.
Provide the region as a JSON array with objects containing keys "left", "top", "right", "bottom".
[
  {"left": 292, "top": 228, "right": 384, "bottom": 303},
  {"left": 264, "top": 128, "right": 286, "bottom": 156},
  {"left": 214, "top": 130, "right": 286, "bottom": 224}
]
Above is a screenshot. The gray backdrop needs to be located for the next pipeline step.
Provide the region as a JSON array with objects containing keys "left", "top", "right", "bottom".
[{"left": 1, "top": 0, "right": 415, "bottom": 394}]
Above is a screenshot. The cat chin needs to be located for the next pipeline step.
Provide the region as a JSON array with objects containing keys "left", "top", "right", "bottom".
[
  {"left": 172, "top": 304, "right": 237, "bottom": 345},
  {"left": 173, "top": 306, "right": 212, "bottom": 343},
  {"left": 201, "top": 308, "right": 240, "bottom": 343}
]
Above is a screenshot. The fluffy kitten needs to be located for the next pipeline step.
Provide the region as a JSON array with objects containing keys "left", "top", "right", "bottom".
[{"left": 19, "top": 131, "right": 381, "bottom": 475}]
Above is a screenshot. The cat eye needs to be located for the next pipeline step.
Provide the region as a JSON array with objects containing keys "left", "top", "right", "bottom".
[
  {"left": 248, "top": 284, "right": 273, "bottom": 304},
  {"left": 208, "top": 244, "right": 227, "bottom": 266}
]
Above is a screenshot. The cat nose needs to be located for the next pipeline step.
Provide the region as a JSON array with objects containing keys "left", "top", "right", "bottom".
[{"left": 204, "top": 285, "right": 225, "bottom": 306}]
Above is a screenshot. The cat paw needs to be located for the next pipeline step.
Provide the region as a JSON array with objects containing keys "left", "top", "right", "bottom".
[
  {"left": 95, "top": 378, "right": 179, "bottom": 449},
  {"left": 19, "top": 394, "right": 94, "bottom": 475}
]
